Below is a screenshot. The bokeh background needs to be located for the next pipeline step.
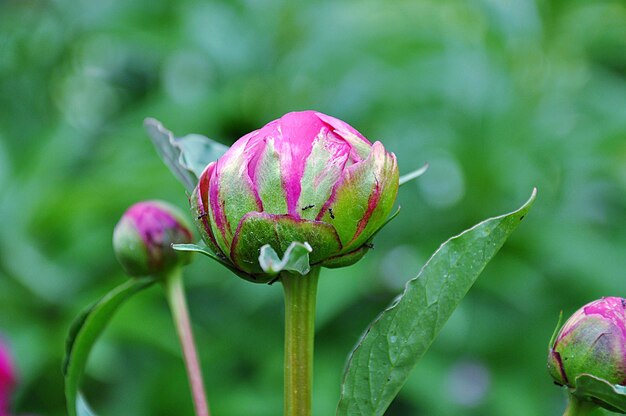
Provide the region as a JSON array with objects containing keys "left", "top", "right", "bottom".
[{"left": 1, "top": 0, "right": 626, "bottom": 415}]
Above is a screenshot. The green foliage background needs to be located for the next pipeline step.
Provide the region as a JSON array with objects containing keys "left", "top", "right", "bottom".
[{"left": 1, "top": 0, "right": 625, "bottom": 415}]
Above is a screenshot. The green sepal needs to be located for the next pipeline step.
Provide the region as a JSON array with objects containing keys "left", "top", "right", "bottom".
[
  {"left": 254, "top": 139, "right": 288, "bottom": 214},
  {"left": 298, "top": 135, "right": 346, "bottom": 220},
  {"left": 214, "top": 147, "right": 263, "bottom": 243},
  {"left": 368, "top": 206, "right": 401, "bottom": 241},
  {"left": 259, "top": 242, "right": 313, "bottom": 276},
  {"left": 318, "top": 244, "right": 369, "bottom": 269},
  {"left": 549, "top": 311, "right": 564, "bottom": 348},
  {"left": 230, "top": 213, "right": 341, "bottom": 275},
  {"left": 399, "top": 163, "right": 429, "bottom": 187},
  {"left": 144, "top": 118, "right": 228, "bottom": 193},
  {"left": 571, "top": 374, "right": 626, "bottom": 413},
  {"left": 112, "top": 216, "right": 151, "bottom": 277},
  {"left": 321, "top": 206, "right": 400, "bottom": 269},
  {"left": 190, "top": 179, "right": 222, "bottom": 256},
  {"left": 327, "top": 142, "right": 399, "bottom": 252},
  {"left": 173, "top": 242, "right": 224, "bottom": 264},
  {"left": 172, "top": 242, "right": 257, "bottom": 282}
]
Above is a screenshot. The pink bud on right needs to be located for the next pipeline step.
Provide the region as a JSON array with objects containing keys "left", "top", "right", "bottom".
[
  {"left": 0, "top": 339, "right": 16, "bottom": 416},
  {"left": 548, "top": 297, "right": 626, "bottom": 387}
]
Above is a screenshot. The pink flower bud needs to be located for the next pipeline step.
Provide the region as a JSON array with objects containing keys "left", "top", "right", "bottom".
[
  {"left": 192, "top": 111, "right": 399, "bottom": 282},
  {"left": 113, "top": 201, "right": 194, "bottom": 277},
  {"left": 548, "top": 297, "right": 626, "bottom": 387}
]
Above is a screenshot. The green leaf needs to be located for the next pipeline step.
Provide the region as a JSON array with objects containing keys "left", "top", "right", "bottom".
[
  {"left": 259, "top": 241, "right": 313, "bottom": 276},
  {"left": 337, "top": 188, "right": 537, "bottom": 416},
  {"left": 398, "top": 163, "right": 428, "bottom": 187},
  {"left": 571, "top": 374, "right": 626, "bottom": 413},
  {"left": 64, "top": 278, "right": 154, "bottom": 416},
  {"left": 144, "top": 118, "right": 228, "bottom": 193}
]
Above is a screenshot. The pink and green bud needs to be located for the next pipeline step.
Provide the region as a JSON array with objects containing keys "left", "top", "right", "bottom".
[
  {"left": 0, "top": 339, "right": 16, "bottom": 416},
  {"left": 113, "top": 201, "right": 194, "bottom": 278},
  {"left": 548, "top": 297, "right": 626, "bottom": 387},
  {"left": 192, "top": 110, "right": 399, "bottom": 282}
]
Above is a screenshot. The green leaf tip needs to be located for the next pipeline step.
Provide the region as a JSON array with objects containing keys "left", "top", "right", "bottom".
[
  {"left": 549, "top": 310, "right": 564, "bottom": 349},
  {"left": 399, "top": 163, "right": 429, "bottom": 187},
  {"left": 144, "top": 118, "right": 228, "bottom": 193},
  {"left": 259, "top": 241, "right": 313, "bottom": 276},
  {"left": 336, "top": 187, "right": 537, "bottom": 416}
]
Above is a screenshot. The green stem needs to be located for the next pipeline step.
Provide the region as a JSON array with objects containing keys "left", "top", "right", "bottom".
[
  {"left": 281, "top": 267, "right": 320, "bottom": 416},
  {"left": 163, "top": 268, "right": 211, "bottom": 416},
  {"left": 563, "top": 392, "right": 596, "bottom": 416}
]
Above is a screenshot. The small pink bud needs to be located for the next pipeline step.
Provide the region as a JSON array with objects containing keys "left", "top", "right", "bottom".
[
  {"left": 548, "top": 297, "right": 626, "bottom": 387},
  {"left": 113, "top": 201, "right": 194, "bottom": 277}
]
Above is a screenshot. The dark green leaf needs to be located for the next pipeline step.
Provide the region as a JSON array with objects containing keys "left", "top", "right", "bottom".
[
  {"left": 572, "top": 374, "right": 626, "bottom": 413},
  {"left": 64, "top": 278, "right": 154, "bottom": 416},
  {"left": 144, "top": 118, "right": 228, "bottom": 193},
  {"left": 337, "top": 188, "right": 537, "bottom": 416},
  {"left": 258, "top": 241, "right": 313, "bottom": 275}
]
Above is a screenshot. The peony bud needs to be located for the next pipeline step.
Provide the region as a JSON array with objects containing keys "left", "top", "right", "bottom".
[
  {"left": 548, "top": 297, "right": 626, "bottom": 387},
  {"left": 192, "top": 110, "right": 399, "bottom": 282},
  {"left": 0, "top": 339, "right": 16, "bottom": 416},
  {"left": 113, "top": 201, "right": 194, "bottom": 277}
]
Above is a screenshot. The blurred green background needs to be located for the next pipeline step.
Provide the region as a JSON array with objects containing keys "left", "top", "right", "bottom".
[{"left": 1, "top": 0, "right": 625, "bottom": 415}]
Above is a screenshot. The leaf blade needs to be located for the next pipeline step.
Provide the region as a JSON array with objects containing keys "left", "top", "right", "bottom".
[
  {"left": 337, "top": 188, "right": 537, "bottom": 416},
  {"left": 572, "top": 374, "right": 626, "bottom": 413},
  {"left": 64, "top": 278, "right": 154, "bottom": 416},
  {"left": 144, "top": 118, "right": 228, "bottom": 193}
]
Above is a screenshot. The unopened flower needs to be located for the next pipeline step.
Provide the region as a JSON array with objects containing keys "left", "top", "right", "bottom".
[
  {"left": 548, "top": 297, "right": 626, "bottom": 387},
  {"left": 0, "top": 339, "right": 16, "bottom": 416},
  {"left": 113, "top": 201, "right": 194, "bottom": 277},
  {"left": 192, "top": 110, "right": 399, "bottom": 282}
]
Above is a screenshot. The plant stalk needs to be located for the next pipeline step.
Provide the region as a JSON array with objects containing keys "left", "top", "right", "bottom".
[
  {"left": 282, "top": 267, "right": 320, "bottom": 416},
  {"left": 563, "top": 392, "right": 596, "bottom": 416},
  {"left": 163, "top": 268, "right": 211, "bottom": 416}
]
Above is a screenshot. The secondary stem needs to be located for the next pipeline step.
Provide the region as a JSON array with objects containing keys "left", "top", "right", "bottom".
[
  {"left": 163, "top": 268, "right": 210, "bottom": 416},
  {"left": 282, "top": 267, "right": 320, "bottom": 416},
  {"left": 563, "top": 392, "right": 596, "bottom": 416}
]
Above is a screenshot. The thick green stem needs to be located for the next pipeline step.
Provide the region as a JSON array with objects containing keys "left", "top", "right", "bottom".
[
  {"left": 563, "top": 393, "right": 596, "bottom": 416},
  {"left": 163, "top": 269, "right": 211, "bottom": 416},
  {"left": 282, "top": 267, "right": 320, "bottom": 416}
]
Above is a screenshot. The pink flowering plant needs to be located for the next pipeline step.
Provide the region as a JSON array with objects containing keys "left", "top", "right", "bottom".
[
  {"left": 191, "top": 111, "right": 399, "bottom": 280},
  {"left": 548, "top": 297, "right": 626, "bottom": 415},
  {"left": 63, "top": 110, "right": 536, "bottom": 416}
]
